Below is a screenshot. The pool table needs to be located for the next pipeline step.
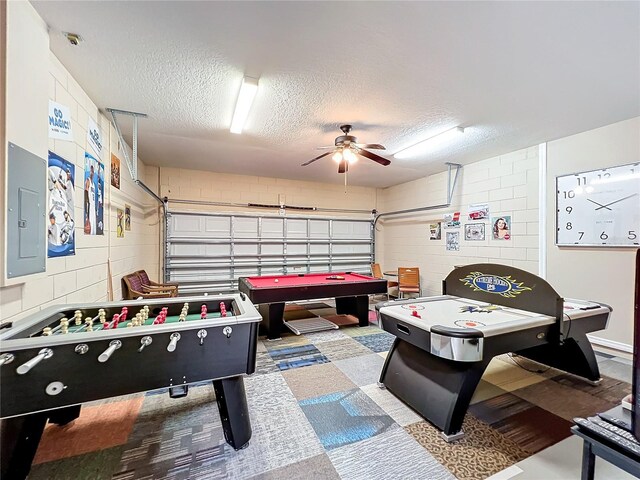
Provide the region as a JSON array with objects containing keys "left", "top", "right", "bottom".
[{"left": 238, "top": 272, "right": 387, "bottom": 339}]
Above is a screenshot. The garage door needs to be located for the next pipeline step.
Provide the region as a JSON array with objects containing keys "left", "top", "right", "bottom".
[{"left": 165, "top": 211, "right": 374, "bottom": 296}]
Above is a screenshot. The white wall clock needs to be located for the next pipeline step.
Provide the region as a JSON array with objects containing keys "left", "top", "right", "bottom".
[{"left": 556, "top": 162, "right": 640, "bottom": 247}]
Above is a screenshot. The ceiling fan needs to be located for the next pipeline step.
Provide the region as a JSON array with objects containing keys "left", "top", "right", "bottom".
[{"left": 301, "top": 124, "right": 391, "bottom": 174}]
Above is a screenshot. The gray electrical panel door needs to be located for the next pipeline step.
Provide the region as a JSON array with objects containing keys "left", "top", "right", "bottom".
[{"left": 7, "top": 143, "right": 46, "bottom": 278}]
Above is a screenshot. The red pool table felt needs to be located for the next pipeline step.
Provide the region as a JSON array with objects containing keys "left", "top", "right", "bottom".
[{"left": 243, "top": 272, "right": 377, "bottom": 288}]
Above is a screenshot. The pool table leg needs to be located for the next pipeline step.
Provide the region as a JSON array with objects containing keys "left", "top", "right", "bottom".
[
  {"left": 335, "top": 295, "right": 370, "bottom": 327},
  {"left": 258, "top": 303, "right": 285, "bottom": 340}
]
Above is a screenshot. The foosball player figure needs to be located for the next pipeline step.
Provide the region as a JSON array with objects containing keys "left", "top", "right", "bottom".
[
  {"left": 201, "top": 304, "right": 208, "bottom": 319},
  {"left": 42, "top": 327, "right": 52, "bottom": 336},
  {"left": 74, "top": 310, "right": 82, "bottom": 325},
  {"left": 60, "top": 318, "right": 69, "bottom": 334},
  {"left": 219, "top": 302, "right": 227, "bottom": 317}
]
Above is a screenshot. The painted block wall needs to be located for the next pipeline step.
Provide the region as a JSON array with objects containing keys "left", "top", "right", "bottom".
[
  {"left": 546, "top": 116, "right": 640, "bottom": 351},
  {"left": 159, "top": 167, "right": 379, "bottom": 217},
  {"left": 0, "top": 2, "right": 160, "bottom": 323},
  {"left": 377, "top": 146, "right": 540, "bottom": 297}
]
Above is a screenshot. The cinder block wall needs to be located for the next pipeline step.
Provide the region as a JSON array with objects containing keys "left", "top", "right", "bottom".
[
  {"left": 377, "top": 146, "right": 540, "bottom": 297},
  {"left": 0, "top": 2, "right": 160, "bottom": 322}
]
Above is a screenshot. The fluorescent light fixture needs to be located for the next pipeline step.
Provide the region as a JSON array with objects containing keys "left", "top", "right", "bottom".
[
  {"left": 230, "top": 76, "right": 259, "bottom": 134},
  {"left": 394, "top": 126, "right": 465, "bottom": 159}
]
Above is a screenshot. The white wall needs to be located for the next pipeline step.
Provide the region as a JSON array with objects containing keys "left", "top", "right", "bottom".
[
  {"left": 0, "top": 1, "right": 160, "bottom": 323},
  {"left": 377, "top": 146, "right": 540, "bottom": 296},
  {"left": 160, "top": 167, "right": 379, "bottom": 217},
  {"left": 546, "top": 117, "right": 640, "bottom": 350}
]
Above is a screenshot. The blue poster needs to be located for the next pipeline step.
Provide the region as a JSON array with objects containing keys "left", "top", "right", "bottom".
[
  {"left": 83, "top": 151, "right": 104, "bottom": 235},
  {"left": 48, "top": 151, "right": 75, "bottom": 257}
]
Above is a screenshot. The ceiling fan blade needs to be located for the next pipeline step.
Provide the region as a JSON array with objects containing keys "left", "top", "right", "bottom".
[
  {"left": 338, "top": 159, "right": 348, "bottom": 174},
  {"left": 316, "top": 146, "right": 336, "bottom": 150},
  {"left": 356, "top": 148, "right": 391, "bottom": 166},
  {"left": 354, "top": 143, "right": 386, "bottom": 150},
  {"left": 301, "top": 151, "right": 332, "bottom": 167}
]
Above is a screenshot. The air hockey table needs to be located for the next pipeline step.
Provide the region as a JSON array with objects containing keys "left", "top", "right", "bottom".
[{"left": 376, "top": 263, "right": 611, "bottom": 441}]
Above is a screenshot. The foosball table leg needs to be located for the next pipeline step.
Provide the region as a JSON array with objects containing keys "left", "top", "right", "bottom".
[
  {"left": 213, "top": 376, "right": 252, "bottom": 450},
  {"left": 48, "top": 404, "right": 81, "bottom": 426},
  {"left": 0, "top": 412, "right": 48, "bottom": 480}
]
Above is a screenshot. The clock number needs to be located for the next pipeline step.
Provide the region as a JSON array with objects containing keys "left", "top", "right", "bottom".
[
  {"left": 563, "top": 190, "right": 575, "bottom": 199},
  {"left": 629, "top": 231, "right": 637, "bottom": 240},
  {"left": 565, "top": 206, "right": 573, "bottom": 214},
  {"left": 566, "top": 222, "right": 572, "bottom": 230},
  {"left": 597, "top": 173, "right": 611, "bottom": 180},
  {"left": 600, "top": 231, "right": 608, "bottom": 240},
  {"left": 578, "top": 232, "right": 585, "bottom": 240},
  {"left": 576, "top": 176, "right": 587, "bottom": 186}
]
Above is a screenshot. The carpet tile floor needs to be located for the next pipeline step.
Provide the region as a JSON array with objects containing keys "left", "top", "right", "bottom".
[{"left": 28, "top": 302, "right": 632, "bottom": 480}]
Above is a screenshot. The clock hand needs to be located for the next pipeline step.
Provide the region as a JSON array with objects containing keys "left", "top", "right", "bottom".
[
  {"left": 587, "top": 198, "right": 612, "bottom": 210},
  {"left": 595, "top": 193, "right": 639, "bottom": 210}
]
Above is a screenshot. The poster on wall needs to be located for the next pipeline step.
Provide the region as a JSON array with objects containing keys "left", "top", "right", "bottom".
[
  {"left": 111, "top": 153, "right": 121, "bottom": 189},
  {"left": 443, "top": 212, "right": 461, "bottom": 229},
  {"left": 47, "top": 151, "right": 75, "bottom": 257},
  {"left": 87, "top": 118, "right": 103, "bottom": 158},
  {"left": 464, "top": 223, "right": 485, "bottom": 241},
  {"left": 125, "top": 204, "right": 131, "bottom": 231},
  {"left": 117, "top": 209, "right": 125, "bottom": 238},
  {"left": 446, "top": 231, "right": 460, "bottom": 251},
  {"left": 468, "top": 203, "right": 490, "bottom": 221},
  {"left": 491, "top": 216, "right": 512, "bottom": 240},
  {"left": 429, "top": 222, "right": 441, "bottom": 240},
  {"left": 83, "top": 151, "right": 105, "bottom": 235},
  {"left": 48, "top": 101, "right": 74, "bottom": 141}
]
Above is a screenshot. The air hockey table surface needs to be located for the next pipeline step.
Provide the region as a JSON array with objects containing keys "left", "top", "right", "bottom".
[{"left": 378, "top": 296, "right": 606, "bottom": 338}]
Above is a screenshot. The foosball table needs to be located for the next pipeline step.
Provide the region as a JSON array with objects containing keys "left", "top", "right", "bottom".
[{"left": 0, "top": 294, "right": 261, "bottom": 480}]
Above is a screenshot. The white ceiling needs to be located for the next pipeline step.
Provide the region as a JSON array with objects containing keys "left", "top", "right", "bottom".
[{"left": 32, "top": 1, "right": 640, "bottom": 188}]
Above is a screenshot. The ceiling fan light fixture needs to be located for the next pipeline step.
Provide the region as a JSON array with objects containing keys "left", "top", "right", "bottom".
[
  {"left": 394, "top": 126, "right": 465, "bottom": 159},
  {"left": 343, "top": 148, "right": 357, "bottom": 163},
  {"left": 332, "top": 150, "right": 343, "bottom": 162},
  {"left": 230, "top": 76, "right": 259, "bottom": 134}
]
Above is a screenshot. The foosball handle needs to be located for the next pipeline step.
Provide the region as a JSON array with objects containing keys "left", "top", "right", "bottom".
[
  {"left": 17, "top": 348, "right": 53, "bottom": 374},
  {"left": 98, "top": 340, "right": 122, "bottom": 363},
  {"left": 167, "top": 332, "right": 181, "bottom": 352},
  {"left": 138, "top": 336, "right": 152, "bottom": 353}
]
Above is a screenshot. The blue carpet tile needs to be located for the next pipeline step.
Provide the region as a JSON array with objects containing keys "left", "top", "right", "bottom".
[
  {"left": 268, "top": 344, "right": 330, "bottom": 370},
  {"left": 299, "top": 388, "right": 394, "bottom": 450}
]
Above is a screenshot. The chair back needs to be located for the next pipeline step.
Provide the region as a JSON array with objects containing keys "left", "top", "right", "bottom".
[
  {"left": 122, "top": 274, "right": 141, "bottom": 300},
  {"left": 371, "top": 263, "right": 383, "bottom": 279},
  {"left": 398, "top": 267, "right": 420, "bottom": 290},
  {"left": 136, "top": 269, "right": 150, "bottom": 286}
]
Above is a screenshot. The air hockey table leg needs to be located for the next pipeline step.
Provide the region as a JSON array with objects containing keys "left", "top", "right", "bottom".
[
  {"left": 0, "top": 412, "right": 48, "bottom": 480},
  {"left": 213, "top": 376, "right": 252, "bottom": 450}
]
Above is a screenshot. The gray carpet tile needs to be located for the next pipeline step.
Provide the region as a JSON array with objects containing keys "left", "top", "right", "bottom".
[
  {"left": 597, "top": 359, "right": 633, "bottom": 383},
  {"left": 248, "top": 454, "right": 340, "bottom": 480},
  {"left": 221, "top": 372, "right": 325, "bottom": 478},
  {"left": 353, "top": 331, "right": 395, "bottom": 353},
  {"left": 303, "top": 329, "right": 350, "bottom": 344},
  {"left": 254, "top": 351, "right": 280, "bottom": 375},
  {"left": 28, "top": 446, "right": 124, "bottom": 480},
  {"left": 333, "top": 353, "right": 386, "bottom": 387},
  {"left": 360, "top": 384, "right": 422, "bottom": 427},
  {"left": 327, "top": 424, "right": 455, "bottom": 480},
  {"left": 315, "top": 338, "right": 372, "bottom": 362}
]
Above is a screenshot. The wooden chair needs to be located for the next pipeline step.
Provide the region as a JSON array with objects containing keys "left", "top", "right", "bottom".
[
  {"left": 398, "top": 267, "right": 420, "bottom": 299},
  {"left": 135, "top": 270, "right": 179, "bottom": 295},
  {"left": 122, "top": 273, "right": 174, "bottom": 300},
  {"left": 371, "top": 263, "right": 398, "bottom": 300}
]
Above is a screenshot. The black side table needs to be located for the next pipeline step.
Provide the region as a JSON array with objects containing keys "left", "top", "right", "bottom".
[{"left": 571, "top": 406, "right": 640, "bottom": 480}]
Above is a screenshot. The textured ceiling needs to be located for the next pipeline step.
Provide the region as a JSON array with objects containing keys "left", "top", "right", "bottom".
[{"left": 32, "top": 1, "right": 640, "bottom": 188}]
